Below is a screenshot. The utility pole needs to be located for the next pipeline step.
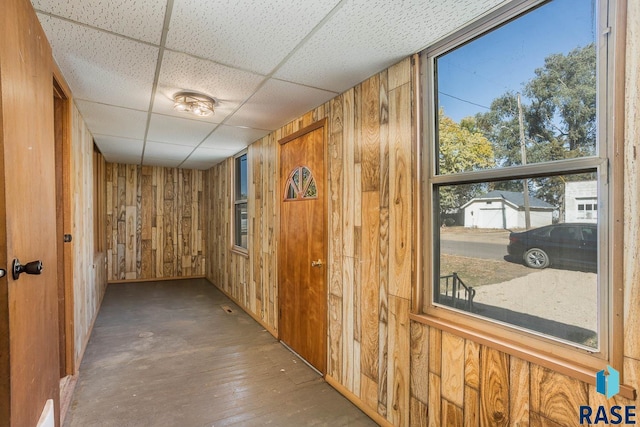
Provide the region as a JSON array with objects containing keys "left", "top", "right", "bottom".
[{"left": 518, "top": 93, "right": 531, "bottom": 229}]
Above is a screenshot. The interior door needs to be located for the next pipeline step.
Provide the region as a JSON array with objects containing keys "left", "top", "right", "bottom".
[
  {"left": 0, "top": 0, "right": 61, "bottom": 424},
  {"left": 278, "top": 121, "right": 327, "bottom": 373}
]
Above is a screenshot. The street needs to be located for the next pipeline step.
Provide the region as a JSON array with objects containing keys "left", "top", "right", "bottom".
[{"left": 440, "top": 238, "right": 508, "bottom": 261}]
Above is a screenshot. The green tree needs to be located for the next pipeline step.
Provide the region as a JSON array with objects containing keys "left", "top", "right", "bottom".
[
  {"left": 438, "top": 110, "right": 494, "bottom": 217},
  {"left": 474, "top": 44, "right": 596, "bottom": 205}
]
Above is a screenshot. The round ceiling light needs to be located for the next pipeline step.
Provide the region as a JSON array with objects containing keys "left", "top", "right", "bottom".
[{"left": 173, "top": 91, "right": 215, "bottom": 117}]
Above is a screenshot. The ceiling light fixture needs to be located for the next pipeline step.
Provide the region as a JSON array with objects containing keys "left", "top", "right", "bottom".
[{"left": 173, "top": 91, "right": 215, "bottom": 117}]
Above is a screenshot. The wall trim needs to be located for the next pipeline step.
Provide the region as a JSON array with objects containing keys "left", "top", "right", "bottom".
[{"left": 107, "top": 275, "right": 205, "bottom": 284}]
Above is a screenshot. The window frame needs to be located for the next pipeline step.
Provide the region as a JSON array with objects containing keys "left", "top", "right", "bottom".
[
  {"left": 412, "top": 0, "right": 629, "bottom": 392},
  {"left": 232, "top": 150, "right": 249, "bottom": 256}
]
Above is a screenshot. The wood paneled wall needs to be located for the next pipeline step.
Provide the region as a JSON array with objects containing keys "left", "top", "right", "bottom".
[
  {"left": 204, "top": 10, "right": 640, "bottom": 423},
  {"left": 205, "top": 58, "right": 414, "bottom": 425},
  {"left": 105, "top": 164, "right": 205, "bottom": 281},
  {"left": 71, "top": 103, "right": 108, "bottom": 366}
]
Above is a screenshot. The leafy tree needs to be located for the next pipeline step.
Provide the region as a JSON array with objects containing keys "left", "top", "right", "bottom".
[
  {"left": 473, "top": 44, "right": 596, "bottom": 205},
  {"left": 437, "top": 110, "right": 494, "bottom": 217}
]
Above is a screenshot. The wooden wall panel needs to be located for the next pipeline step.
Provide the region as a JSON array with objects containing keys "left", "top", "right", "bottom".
[
  {"left": 71, "top": 103, "right": 108, "bottom": 368},
  {"left": 202, "top": 30, "right": 640, "bottom": 426},
  {"left": 105, "top": 164, "right": 205, "bottom": 281},
  {"left": 204, "top": 58, "right": 414, "bottom": 426}
]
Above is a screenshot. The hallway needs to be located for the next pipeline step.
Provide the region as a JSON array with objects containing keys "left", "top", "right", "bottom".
[{"left": 64, "top": 279, "right": 375, "bottom": 426}]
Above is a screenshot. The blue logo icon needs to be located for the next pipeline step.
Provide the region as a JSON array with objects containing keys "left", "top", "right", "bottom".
[{"left": 596, "top": 365, "right": 620, "bottom": 399}]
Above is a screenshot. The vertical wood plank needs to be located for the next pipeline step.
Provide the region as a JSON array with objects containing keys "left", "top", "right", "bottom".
[
  {"left": 410, "top": 321, "right": 429, "bottom": 405},
  {"left": 480, "top": 348, "right": 509, "bottom": 427},
  {"left": 441, "top": 331, "right": 465, "bottom": 408},
  {"left": 361, "top": 191, "right": 380, "bottom": 381},
  {"left": 388, "top": 295, "right": 410, "bottom": 427},
  {"left": 509, "top": 356, "right": 530, "bottom": 426},
  {"left": 388, "top": 82, "right": 412, "bottom": 300}
]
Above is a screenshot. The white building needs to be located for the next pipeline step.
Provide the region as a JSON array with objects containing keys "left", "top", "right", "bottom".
[
  {"left": 565, "top": 181, "right": 598, "bottom": 223},
  {"left": 461, "top": 190, "right": 556, "bottom": 229}
]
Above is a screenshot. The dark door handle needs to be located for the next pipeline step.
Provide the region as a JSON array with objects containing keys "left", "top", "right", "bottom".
[{"left": 12, "top": 259, "right": 43, "bottom": 280}]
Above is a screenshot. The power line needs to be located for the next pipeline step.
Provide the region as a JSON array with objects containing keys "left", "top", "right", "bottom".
[{"left": 438, "top": 92, "right": 491, "bottom": 110}]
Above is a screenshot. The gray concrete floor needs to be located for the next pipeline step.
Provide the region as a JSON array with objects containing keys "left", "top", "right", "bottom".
[{"left": 64, "top": 279, "right": 376, "bottom": 427}]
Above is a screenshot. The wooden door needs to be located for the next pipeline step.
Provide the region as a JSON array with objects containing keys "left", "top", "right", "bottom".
[
  {"left": 278, "top": 120, "right": 327, "bottom": 373},
  {"left": 0, "top": 0, "right": 61, "bottom": 425}
]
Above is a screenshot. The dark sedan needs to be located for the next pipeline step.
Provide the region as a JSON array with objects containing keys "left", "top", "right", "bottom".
[{"left": 507, "top": 223, "right": 597, "bottom": 270}]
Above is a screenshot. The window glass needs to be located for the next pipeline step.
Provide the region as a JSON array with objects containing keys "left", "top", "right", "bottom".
[
  {"left": 435, "top": 0, "right": 597, "bottom": 174},
  {"left": 434, "top": 172, "right": 599, "bottom": 348},
  {"left": 425, "top": 0, "right": 607, "bottom": 353},
  {"left": 234, "top": 153, "right": 248, "bottom": 249}
]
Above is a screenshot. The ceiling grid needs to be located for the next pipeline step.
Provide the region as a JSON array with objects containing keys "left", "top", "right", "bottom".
[{"left": 32, "top": 0, "right": 506, "bottom": 169}]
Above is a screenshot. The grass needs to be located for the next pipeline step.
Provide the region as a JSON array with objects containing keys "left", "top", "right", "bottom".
[{"left": 440, "top": 254, "right": 531, "bottom": 287}]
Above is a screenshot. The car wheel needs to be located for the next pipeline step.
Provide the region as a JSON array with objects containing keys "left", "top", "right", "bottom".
[{"left": 524, "top": 248, "right": 550, "bottom": 269}]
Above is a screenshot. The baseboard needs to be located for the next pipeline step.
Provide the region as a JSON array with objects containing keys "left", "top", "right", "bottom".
[
  {"left": 324, "top": 374, "right": 393, "bottom": 427},
  {"left": 108, "top": 275, "right": 206, "bottom": 284},
  {"left": 59, "top": 375, "right": 77, "bottom": 426},
  {"left": 204, "top": 278, "right": 278, "bottom": 338}
]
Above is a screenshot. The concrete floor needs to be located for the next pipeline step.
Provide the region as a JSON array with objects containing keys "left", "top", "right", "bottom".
[{"left": 63, "top": 279, "right": 376, "bottom": 427}]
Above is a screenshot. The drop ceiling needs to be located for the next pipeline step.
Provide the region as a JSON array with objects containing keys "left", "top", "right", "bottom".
[{"left": 32, "top": 0, "right": 506, "bottom": 169}]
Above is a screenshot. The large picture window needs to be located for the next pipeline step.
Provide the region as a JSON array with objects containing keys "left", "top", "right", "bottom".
[
  {"left": 422, "top": 0, "right": 616, "bottom": 359},
  {"left": 233, "top": 151, "right": 248, "bottom": 251}
]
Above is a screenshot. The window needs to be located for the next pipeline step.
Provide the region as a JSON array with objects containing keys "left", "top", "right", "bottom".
[
  {"left": 421, "top": 0, "right": 619, "bottom": 364},
  {"left": 233, "top": 151, "right": 248, "bottom": 251}
]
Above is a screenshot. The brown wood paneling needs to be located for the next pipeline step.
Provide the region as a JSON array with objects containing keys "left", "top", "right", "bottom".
[
  {"left": 441, "top": 331, "right": 465, "bottom": 408},
  {"left": 480, "top": 348, "right": 509, "bottom": 426},
  {"left": 105, "top": 165, "right": 205, "bottom": 281}
]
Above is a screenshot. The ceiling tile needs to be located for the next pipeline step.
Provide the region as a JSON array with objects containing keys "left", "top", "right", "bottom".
[
  {"left": 179, "top": 160, "right": 217, "bottom": 170},
  {"left": 183, "top": 147, "right": 237, "bottom": 168},
  {"left": 275, "top": 0, "right": 505, "bottom": 93},
  {"left": 165, "top": 0, "right": 342, "bottom": 75},
  {"left": 146, "top": 114, "right": 217, "bottom": 146},
  {"left": 94, "top": 135, "right": 144, "bottom": 162},
  {"left": 76, "top": 101, "right": 147, "bottom": 139},
  {"left": 154, "top": 50, "right": 264, "bottom": 121},
  {"left": 141, "top": 157, "right": 183, "bottom": 168},
  {"left": 37, "top": 14, "right": 158, "bottom": 110},
  {"left": 226, "top": 79, "right": 336, "bottom": 131},
  {"left": 200, "top": 125, "right": 269, "bottom": 151},
  {"left": 31, "top": 0, "right": 166, "bottom": 44},
  {"left": 143, "top": 141, "right": 194, "bottom": 159}
]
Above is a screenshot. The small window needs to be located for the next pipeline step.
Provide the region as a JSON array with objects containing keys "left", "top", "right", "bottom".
[
  {"left": 422, "top": 0, "right": 615, "bottom": 362},
  {"left": 284, "top": 166, "right": 318, "bottom": 201},
  {"left": 233, "top": 152, "right": 248, "bottom": 251}
]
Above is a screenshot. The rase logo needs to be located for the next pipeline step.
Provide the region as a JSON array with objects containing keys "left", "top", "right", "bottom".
[
  {"left": 579, "top": 366, "right": 636, "bottom": 425},
  {"left": 597, "top": 365, "right": 621, "bottom": 399}
]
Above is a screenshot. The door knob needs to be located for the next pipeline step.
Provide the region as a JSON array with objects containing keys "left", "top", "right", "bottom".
[
  {"left": 311, "top": 259, "right": 323, "bottom": 268},
  {"left": 0, "top": 269, "right": 5, "bottom": 278},
  {"left": 12, "top": 259, "right": 43, "bottom": 280}
]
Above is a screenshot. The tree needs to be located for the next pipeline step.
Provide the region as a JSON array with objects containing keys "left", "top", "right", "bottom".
[
  {"left": 474, "top": 44, "right": 596, "bottom": 206},
  {"left": 437, "top": 110, "right": 494, "bottom": 217}
]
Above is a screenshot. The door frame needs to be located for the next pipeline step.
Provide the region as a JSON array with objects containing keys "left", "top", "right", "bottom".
[
  {"left": 53, "top": 67, "right": 75, "bottom": 377},
  {"left": 277, "top": 119, "right": 328, "bottom": 373}
]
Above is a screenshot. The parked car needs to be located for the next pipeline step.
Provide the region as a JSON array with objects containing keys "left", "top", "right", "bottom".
[{"left": 507, "top": 223, "right": 597, "bottom": 270}]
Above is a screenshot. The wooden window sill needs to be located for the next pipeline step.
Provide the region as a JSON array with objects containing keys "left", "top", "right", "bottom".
[{"left": 230, "top": 247, "right": 249, "bottom": 258}]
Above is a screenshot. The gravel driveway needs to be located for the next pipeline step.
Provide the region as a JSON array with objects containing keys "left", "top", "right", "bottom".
[{"left": 472, "top": 268, "right": 598, "bottom": 345}]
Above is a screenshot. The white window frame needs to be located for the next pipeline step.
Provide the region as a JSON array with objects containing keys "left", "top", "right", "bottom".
[{"left": 413, "top": 0, "right": 628, "bottom": 389}]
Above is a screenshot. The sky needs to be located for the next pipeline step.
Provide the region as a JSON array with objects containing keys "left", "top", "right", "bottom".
[{"left": 436, "top": 0, "right": 597, "bottom": 123}]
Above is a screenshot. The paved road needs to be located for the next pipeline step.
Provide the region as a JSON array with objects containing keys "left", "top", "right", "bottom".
[{"left": 440, "top": 239, "right": 508, "bottom": 261}]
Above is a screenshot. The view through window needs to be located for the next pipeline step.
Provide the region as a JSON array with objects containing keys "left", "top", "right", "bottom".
[{"left": 426, "top": 0, "right": 606, "bottom": 350}]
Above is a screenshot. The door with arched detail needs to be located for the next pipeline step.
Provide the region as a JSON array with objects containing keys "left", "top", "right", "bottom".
[{"left": 278, "top": 120, "right": 326, "bottom": 373}]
